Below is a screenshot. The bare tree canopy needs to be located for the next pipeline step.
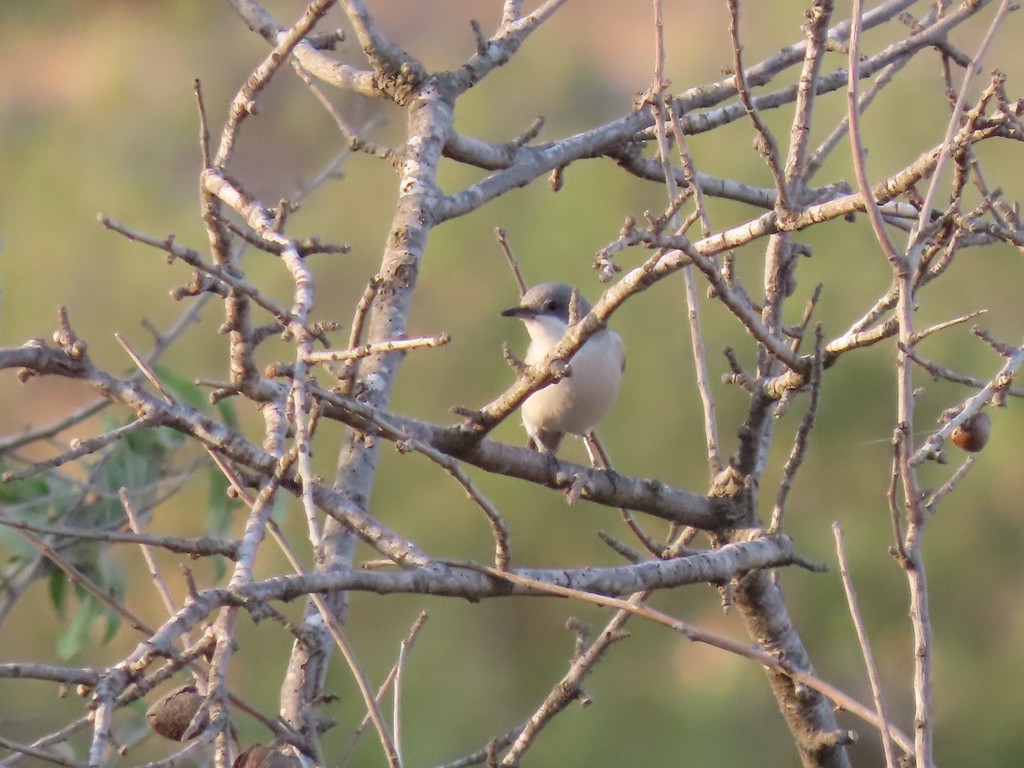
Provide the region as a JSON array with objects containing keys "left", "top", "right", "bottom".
[{"left": 2, "top": 2, "right": 1024, "bottom": 767}]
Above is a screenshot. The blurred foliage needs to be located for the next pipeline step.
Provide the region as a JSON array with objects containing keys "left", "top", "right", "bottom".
[
  {"left": 2, "top": 2, "right": 1024, "bottom": 767},
  {"left": 0, "top": 420, "right": 184, "bottom": 658}
]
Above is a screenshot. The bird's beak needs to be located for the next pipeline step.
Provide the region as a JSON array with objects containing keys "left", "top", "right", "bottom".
[{"left": 501, "top": 305, "right": 536, "bottom": 319}]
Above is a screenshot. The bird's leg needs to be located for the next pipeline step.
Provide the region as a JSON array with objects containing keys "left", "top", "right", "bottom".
[{"left": 584, "top": 431, "right": 610, "bottom": 468}]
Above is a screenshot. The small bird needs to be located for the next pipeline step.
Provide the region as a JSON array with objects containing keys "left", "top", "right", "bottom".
[{"left": 501, "top": 281, "right": 625, "bottom": 454}]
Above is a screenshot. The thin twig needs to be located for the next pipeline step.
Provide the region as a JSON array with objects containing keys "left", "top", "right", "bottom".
[
  {"left": 499, "top": 594, "right": 639, "bottom": 765},
  {"left": 0, "top": 735, "right": 89, "bottom": 768},
  {"left": 495, "top": 228, "right": 529, "bottom": 296},
  {"left": 847, "top": 0, "right": 902, "bottom": 266},
  {"left": 16, "top": 528, "right": 154, "bottom": 641},
  {"left": 912, "top": 337, "right": 1024, "bottom": 465},
  {"left": 769, "top": 325, "right": 824, "bottom": 532},
  {"left": 115, "top": 333, "right": 175, "bottom": 402},
  {"left": 725, "top": 0, "right": 789, "bottom": 206},
  {"left": 0, "top": 398, "right": 109, "bottom": 456},
  {"left": 292, "top": 64, "right": 393, "bottom": 160},
  {"left": 306, "top": 334, "right": 451, "bottom": 364},
  {"left": 336, "top": 275, "right": 383, "bottom": 395},
  {"left": 833, "top": 523, "right": 898, "bottom": 768},
  {"left": 99, "top": 215, "right": 296, "bottom": 327},
  {"left": 585, "top": 433, "right": 662, "bottom": 557},
  {"left": 924, "top": 456, "right": 976, "bottom": 511},
  {"left": 789, "top": 284, "right": 823, "bottom": 355},
  {"left": 340, "top": 613, "right": 429, "bottom": 768},
  {"left": 215, "top": 0, "right": 337, "bottom": 168},
  {"left": 120, "top": 489, "right": 186, "bottom": 639},
  {"left": 1, "top": 419, "right": 147, "bottom": 483},
  {"left": 0, "top": 512, "right": 237, "bottom": 559},
  {"left": 206, "top": 450, "right": 400, "bottom": 766},
  {"left": 372, "top": 411, "right": 511, "bottom": 570},
  {"left": 651, "top": 2, "right": 722, "bottom": 477},
  {"left": 484, "top": 566, "right": 913, "bottom": 754},
  {"left": 910, "top": 0, "right": 1013, "bottom": 251}
]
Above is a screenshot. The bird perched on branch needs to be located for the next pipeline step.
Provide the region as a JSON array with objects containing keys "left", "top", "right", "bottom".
[{"left": 501, "top": 281, "right": 624, "bottom": 454}]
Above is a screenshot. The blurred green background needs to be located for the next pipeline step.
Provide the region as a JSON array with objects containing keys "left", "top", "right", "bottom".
[{"left": 2, "top": 2, "right": 1024, "bottom": 766}]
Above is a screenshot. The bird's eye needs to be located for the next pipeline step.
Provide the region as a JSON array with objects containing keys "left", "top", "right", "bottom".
[{"left": 545, "top": 300, "right": 558, "bottom": 311}]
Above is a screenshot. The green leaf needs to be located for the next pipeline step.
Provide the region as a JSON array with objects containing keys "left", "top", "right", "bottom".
[
  {"left": 55, "top": 564, "right": 124, "bottom": 658},
  {"left": 42, "top": 471, "right": 78, "bottom": 515},
  {"left": 90, "top": 424, "right": 176, "bottom": 521},
  {"left": 99, "top": 554, "right": 124, "bottom": 597},
  {"left": 0, "top": 469, "right": 48, "bottom": 505},
  {"left": 100, "top": 607, "right": 122, "bottom": 646},
  {"left": 49, "top": 569, "right": 67, "bottom": 614},
  {"left": 57, "top": 595, "right": 101, "bottom": 660},
  {"left": 0, "top": 526, "right": 37, "bottom": 563}
]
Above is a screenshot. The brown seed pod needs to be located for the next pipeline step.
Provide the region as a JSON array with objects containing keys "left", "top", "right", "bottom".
[
  {"left": 951, "top": 411, "right": 991, "bottom": 453},
  {"left": 233, "top": 744, "right": 302, "bottom": 768},
  {"left": 146, "top": 684, "right": 208, "bottom": 741}
]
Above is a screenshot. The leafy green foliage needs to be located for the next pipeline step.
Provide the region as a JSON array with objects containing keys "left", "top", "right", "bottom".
[
  {"left": 55, "top": 588, "right": 122, "bottom": 660},
  {"left": 1, "top": 416, "right": 186, "bottom": 655}
]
